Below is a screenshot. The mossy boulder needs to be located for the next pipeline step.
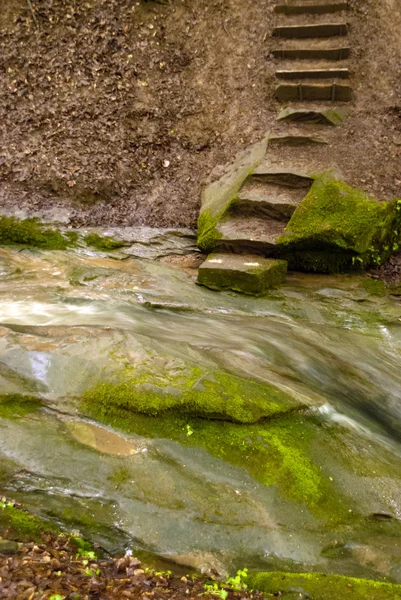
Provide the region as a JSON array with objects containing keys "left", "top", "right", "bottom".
[
  {"left": 82, "top": 368, "right": 305, "bottom": 424},
  {"left": 277, "top": 175, "right": 401, "bottom": 273},
  {"left": 248, "top": 571, "right": 401, "bottom": 600},
  {"left": 0, "top": 216, "right": 77, "bottom": 250},
  {"left": 197, "top": 136, "right": 268, "bottom": 253}
]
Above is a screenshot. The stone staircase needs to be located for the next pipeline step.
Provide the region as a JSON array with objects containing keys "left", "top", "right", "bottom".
[{"left": 197, "top": 0, "right": 353, "bottom": 295}]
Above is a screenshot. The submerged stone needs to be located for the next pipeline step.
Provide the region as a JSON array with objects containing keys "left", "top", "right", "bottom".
[
  {"left": 197, "top": 253, "right": 287, "bottom": 295},
  {"left": 248, "top": 571, "right": 401, "bottom": 600},
  {"left": 197, "top": 136, "right": 268, "bottom": 253},
  {"left": 277, "top": 175, "right": 401, "bottom": 273}
]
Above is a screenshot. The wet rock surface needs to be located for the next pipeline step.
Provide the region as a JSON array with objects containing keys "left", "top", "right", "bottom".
[{"left": 1, "top": 236, "right": 401, "bottom": 580}]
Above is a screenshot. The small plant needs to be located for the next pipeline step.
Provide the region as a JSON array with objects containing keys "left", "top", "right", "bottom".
[
  {"left": 203, "top": 569, "right": 248, "bottom": 599},
  {"left": 84, "top": 567, "right": 100, "bottom": 576},
  {"left": 225, "top": 568, "right": 248, "bottom": 591},
  {"left": 76, "top": 548, "right": 96, "bottom": 560},
  {"left": 49, "top": 595, "right": 64, "bottom": 600},
  {"left": 203, "top": 582, "right": 228, "bottom": 600},
  {"left": 185, "top": 424, "right": 194, "bottom": 436},
  {"left": 0, "top": 496, "right": 14, "bottom": 509}
]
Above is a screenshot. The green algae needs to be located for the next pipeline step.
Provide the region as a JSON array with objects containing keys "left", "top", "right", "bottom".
[
  {"left": 0, "top": 394, "right": 42, "bottom": 419},
  {"left": 277, "top": 176, "right": 401, "bottom": 273},
  {"left": 0, "top": 216, "right": 77, "bottom": 250},
  {"left": 81, "top": 369, "right": 301, "bottom": 424},
  {"left": 84, "top": 232, "right": 126, "bottom": 251},
  {"left": 248, "top": 571, "right": 401, "bottom": 599}
]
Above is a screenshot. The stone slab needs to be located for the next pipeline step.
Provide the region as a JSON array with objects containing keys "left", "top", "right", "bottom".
[
  {"left": 276, "top": 68, "right": 350, "bottom": 79},
  {"left": 197, "top": 253, "right": 288, "bottom": 295},
  {"left": 272, "top": 46, "right": 350, "bottom": 60},
  {"left": 275, "top": 1, "right": 349, "bottom": 15},
  {"left": 275, "top": 83, "right": 353, "bottom": 102},
  {"left": 277, "top": 105, "right": 350, "bottom": 125},
  {"left": 273, "top": 23, "right": 349, "bottom": 38}
]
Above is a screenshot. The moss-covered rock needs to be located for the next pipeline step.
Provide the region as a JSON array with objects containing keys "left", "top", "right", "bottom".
[
  {"left": 0, "top": 394, "right": 42, "bottom": 419},
  {"left": 248, "top": 571, "right": 401, "bottom": 599},
  {"left": 197, "top": 253, "right": 287, "bottom": 295},
  {"left": 197, "top": 137, "right": 268, "bottom": 253},
  {"left": 84, "top": 232, "right": 126, "bottom": 251},
  {"left": 82, "top": 368, "right": 303, "bottom": 424},
  {"left": 0, "top": 216, "right": 77, "bottom": 250},
  {"left": 0, "top": 502, "right": 58, "bottom": 542},
  {"left": 81, "top": 405, "right": 324, "bottom": 506},
  {"left": 277, "top": 176, "right": 401, "bottom": 273}
]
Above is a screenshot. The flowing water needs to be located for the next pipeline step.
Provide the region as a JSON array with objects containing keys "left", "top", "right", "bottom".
[{"left": 1, "top": 230, "right": 401, "bottom": 580}]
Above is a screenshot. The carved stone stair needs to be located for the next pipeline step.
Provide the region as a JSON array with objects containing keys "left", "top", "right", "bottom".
[{"left": 274, "top": 1, "right": 349, "bottom": 16}]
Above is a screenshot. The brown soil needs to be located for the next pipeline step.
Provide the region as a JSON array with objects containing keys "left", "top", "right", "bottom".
[
  {"left": 0, "top": 0, "right": 275, "bottom": 228},
  {"left": 0, "top": 533, "right": 265, "bottom": 600},
  {"left": 0, "top": 0, "right": 400, "bottom": 229}
]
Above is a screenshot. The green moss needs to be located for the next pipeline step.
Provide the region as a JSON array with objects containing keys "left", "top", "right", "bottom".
[
  {"left": 197, "top": 210, "right": 223, "bottom": 253},
  {"left": 0, "top": 394, "right": 42, "bottom": 419},
  {"left": 0, "top": 216, "right": 77, "bottom": 250},
  {"left": 82, "top": 394, "right": 324, "bottom": 507},
  {"left": 277, "top": 176, "right": 401, "bottom": 273},
  {"left": 82, "top": 369, "right": 300, "bottom": 424},
  {"left": 84, "top": 232, "right": 126, "bottom": 251},
  {"left": 248, "top": 571, "right": 401, "bottom": 599},
  {"left": 0, "top": 504, "right": 57, "bottom": 541},
  {"left": 361, "top": 278, "right": 387, "bottom": 297}
]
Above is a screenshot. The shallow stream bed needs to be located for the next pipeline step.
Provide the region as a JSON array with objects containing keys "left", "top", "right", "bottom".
[{"left": 1, "top": 229, "right": 401, "bottom": 582}]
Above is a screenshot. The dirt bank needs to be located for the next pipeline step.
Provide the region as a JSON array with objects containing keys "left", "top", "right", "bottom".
[{"left": 0, "top": 0, "right": 400, "bottom": 229}]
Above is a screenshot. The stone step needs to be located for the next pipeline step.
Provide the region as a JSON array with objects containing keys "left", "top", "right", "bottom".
[
  {"left": 197, "top": 253, "right": 288, "bottom": 295},
  {"left": 275, "top": 82, "right": 353, "bottom": 102},
  {"left": 214, "top": 215, "right": 287, "bottom": 255},
  {"left": 275, "top": 67, "right": 350, "bottom": 79},
  {"left": 268, "top": 132, "right": 329, "bottom": 145},
  {"left": 252, "top": 166, "right": 314, "bottom": 188},
  {"left": 276, "top": 11, "right": 348, "bottom": 27},
  {"left": 275, "top": 1, "right": 348, "bottom": 15},
  {"left": 273, "top": 23, "right": 349, "bottom": 38},
  {"left": 272, "top": 45, "right": 350, "bottom": 60},
  {"left": 277, "top": 104, "right": 350, "bottom": 125},
  {"left": 233, "top": 179, "right": 308, "bottom": 221}
]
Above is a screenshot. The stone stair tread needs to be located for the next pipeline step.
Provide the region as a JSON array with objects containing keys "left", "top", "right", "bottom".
[
  {"left": 275, "top": 1, "right": 348, "bottom": 15},
  {"left": 273, "top": 37, "right": 350, "bottom": 49},
  {"left": 235, "top": 180, "right": 306, "bottom": 220},
  {"left": 275, "top": 68, "right": 350, "bottom": 79},
  {"left": 238, "top": 181, "right": 304, "bottom": 204},
  {"left": 276, "top": 12, "right": 348, "bottom": 26},
  {"left": 268, "top": 132, "right": 330, "bottom": 144},
  {"left": 277, "top": 104, "right": 351, "bottom": 125},
  {"left": 272, "top": 41, "right": 351, "bottom": 60},
  {"left": 197, "top": 253, "right": 288, "bottom": 295},
  {"left": 275, "top": 82, "right": 353, "bottom": 102},
  {"left": 216, "top": 215, "right": 286, "bottom": 249},
  {"left": 273, "top": 23, "right": 349, "bottom": 38},
  {"left": 253, "top": 165, "right": 315, "bottom": 180},
  {"left": 276, "top": 58, "right": 349, "bottom": 70}
]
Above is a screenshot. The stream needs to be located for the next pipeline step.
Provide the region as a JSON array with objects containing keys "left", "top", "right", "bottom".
[{"left": 1, "top": 228, "right": 401, "bottom": 581}]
